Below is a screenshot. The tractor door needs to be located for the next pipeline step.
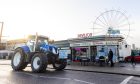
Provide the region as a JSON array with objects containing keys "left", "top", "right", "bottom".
[{"left": 26, "top": 40, "right": 35, "bottom": 52}]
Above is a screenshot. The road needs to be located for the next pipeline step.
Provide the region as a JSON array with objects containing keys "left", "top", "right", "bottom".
[{"left": 0, "top": 65, "right": 140, "bottom": 84}]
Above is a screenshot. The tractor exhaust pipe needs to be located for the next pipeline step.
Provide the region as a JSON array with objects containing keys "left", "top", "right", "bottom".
[{"left": 33, "top": 32, "right": 38, "bottom": 51}]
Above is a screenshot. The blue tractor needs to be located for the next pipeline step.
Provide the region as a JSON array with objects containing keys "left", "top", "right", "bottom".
[{"left": 11, "top": 35, "right": 67, "bottom": 73}]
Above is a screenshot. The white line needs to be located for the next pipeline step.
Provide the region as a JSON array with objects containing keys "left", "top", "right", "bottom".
[
  {"left": 22, "top": 72, "right": 39, "bottom": 77},
  {"left": 39, "top": 76, "right": 71, "bottom": 80},
  {"left": 2, "top": 70, "right": 95, "bottom": 84},
  {"left": 19, "top": 72, "right": 95, "bottom": 84},
  {"left": 74, "top": 79, "right": 95, "bottom": 84},
  {"left": 120, "top": 76, "right": 133, "bottom": 84},
  {"left": 40, "top": 76, "right": 95, "bottom": 84}
]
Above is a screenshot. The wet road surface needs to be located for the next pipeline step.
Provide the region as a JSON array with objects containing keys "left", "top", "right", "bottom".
[{"left": 0, "top": 65, "right": 140, "bottom": 84}]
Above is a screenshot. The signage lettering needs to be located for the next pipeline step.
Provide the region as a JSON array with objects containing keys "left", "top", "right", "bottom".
[{"left": 78, "top": 33, "right": 92, "bottom": 38}]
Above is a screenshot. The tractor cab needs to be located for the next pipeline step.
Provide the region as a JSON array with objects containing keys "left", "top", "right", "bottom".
[{"left": 26, "top": 35, "right": 49, "bottom": 52}]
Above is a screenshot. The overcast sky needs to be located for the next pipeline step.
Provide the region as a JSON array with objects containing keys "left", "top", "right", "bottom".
[{"left": 0, "top": 0, "right": 140, "bottom": 47}]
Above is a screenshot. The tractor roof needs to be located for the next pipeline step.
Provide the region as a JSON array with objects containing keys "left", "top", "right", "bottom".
[{"left": 27, "top": 35, "right": 49, "bottom": 40}]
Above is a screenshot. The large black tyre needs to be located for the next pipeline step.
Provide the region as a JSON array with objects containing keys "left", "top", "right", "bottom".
[
  {"left": 31, "top": 53, "right": 47, "bottom": 73},
  {"left": 53, "top": 59, "right": 67, "bottom": 71},
  {"left": 11, "top": 48, "right": 28, "bottom": 71}
]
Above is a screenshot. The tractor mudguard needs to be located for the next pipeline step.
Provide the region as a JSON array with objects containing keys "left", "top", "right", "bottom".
[
  {"left": 20, "top": 46, "right": 30, "bottom": 54},
  {"left": 17, "top": 46, "right": 31, "bottom": 62}
]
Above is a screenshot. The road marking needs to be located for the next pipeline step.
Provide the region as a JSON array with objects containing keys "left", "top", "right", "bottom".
[
  {"left": 40, "top": 76, "right": 95, "bottom": 84},
  {"left": 40, "top": 76, "right": 71, "bottom": 80},
  {"left": 120, "top": 76, "right": 133, "bottom": 84},
  {"left": 1, "top": 69, "right": 95, "bottom": 84},
  {"left": 74, "top": 79, "right": 95, "bottom": 84},
  {"left": 17, "top": 72, "right": 95, "bottom": 84},
  {"left": 16, "top": 72, "right": 39, "bottom": 78}
]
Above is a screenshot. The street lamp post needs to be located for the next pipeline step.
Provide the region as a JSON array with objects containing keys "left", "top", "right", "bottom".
[{"left": 0, "top": 22, "right": 4, "bottom": 44}]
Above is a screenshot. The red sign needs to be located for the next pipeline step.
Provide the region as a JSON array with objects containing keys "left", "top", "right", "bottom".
[{"left": 78, "top": 33, "right": 92, "bottom": 38}]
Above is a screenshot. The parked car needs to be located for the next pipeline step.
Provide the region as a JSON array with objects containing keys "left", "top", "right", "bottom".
[{"left": 125, "top": 55, "right": 140, "bottom": 62}]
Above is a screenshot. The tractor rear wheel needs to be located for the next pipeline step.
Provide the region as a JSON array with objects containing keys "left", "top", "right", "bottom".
[
  {"left": 11, "top": 48, "right": 28, "bottom": 71},
  {"left": 53, "top": 59, "right": 67, "bottom": 71},
  {"left": 31, "top": 53, "right": 47, "bottom": 73}
]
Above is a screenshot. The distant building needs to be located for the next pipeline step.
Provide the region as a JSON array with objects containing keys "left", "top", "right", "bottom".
[
  {"left": 0, "top": 39, "right": 7, "bottom": 50},
  {"left": 6, "top": 39, "right": 27, "bottom": 50}
]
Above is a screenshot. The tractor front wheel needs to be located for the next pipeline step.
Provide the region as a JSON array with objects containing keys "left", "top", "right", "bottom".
[
  {"left": 31, "top": 53, "right": 47, "bottom": 73},
  {"left": 11, "top": 48, "right": 28, "bottom": 71}
]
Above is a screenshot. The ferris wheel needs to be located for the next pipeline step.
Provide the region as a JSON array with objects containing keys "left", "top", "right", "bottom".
[{"left": 93, "top": 10, "right": 130, "bottom": 39}]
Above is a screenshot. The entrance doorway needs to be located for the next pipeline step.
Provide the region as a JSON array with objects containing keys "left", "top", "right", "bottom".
[{"left": 90, "top": 46, "right": 97, "bottom": 62}]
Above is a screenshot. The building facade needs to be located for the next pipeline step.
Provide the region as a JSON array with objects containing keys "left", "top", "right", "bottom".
[{"left": 53, "top": 35, "right": 131, "bottom": 62}]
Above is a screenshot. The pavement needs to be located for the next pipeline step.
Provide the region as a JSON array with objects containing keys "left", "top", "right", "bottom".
[
  {"left": 66, "top": 62, "right": 140, "bottom": 77},
  {"left": 0, "top": 59, "right": 11, "bottom": 65},
  {"left": 1, "top": 59, "right": 140, "bottom": 77}
]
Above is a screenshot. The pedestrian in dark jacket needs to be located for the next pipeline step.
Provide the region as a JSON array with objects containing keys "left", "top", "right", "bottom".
[
  {"left": 131, "top": 51, "right": 136, "bottom": 65},
  {"left": 108, "top": 49, "right": 114, "bottom": 67}
]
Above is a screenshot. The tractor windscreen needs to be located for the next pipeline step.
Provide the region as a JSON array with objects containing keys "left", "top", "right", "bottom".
[{"left": 27, "top": 35, "right": 49, "bottom": 44}]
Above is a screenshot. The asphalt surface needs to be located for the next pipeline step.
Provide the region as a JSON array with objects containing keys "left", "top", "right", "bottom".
[
  {"left": 1, "top": 65, "right": 140, "bottom": 84},
  {"left": 2, "top": 60, "right": 140, "bottom": 77}
]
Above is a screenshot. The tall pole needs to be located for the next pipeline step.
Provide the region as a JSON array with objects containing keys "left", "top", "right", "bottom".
[
  {"left": 93, "top": 23, "right": 94, "bottom": 36},
  {"left": 0, "top": 22, "right": 4, "bottom": 44}
]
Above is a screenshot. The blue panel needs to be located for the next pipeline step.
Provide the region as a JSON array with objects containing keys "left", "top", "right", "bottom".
[
  {"left": 21, "top": 46, "right": 30, "bottom": 53},
  {"left": 59, "top": 50, "right": 68, "bottom": 59},
  {"left": 40, "top": 44, "right": 49, "bottom": 52},
  {"left": 36, "top": 43, "right": 58, "bottom": 54}
]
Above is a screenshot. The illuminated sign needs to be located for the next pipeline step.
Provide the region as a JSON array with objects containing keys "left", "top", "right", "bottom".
[{"left": 77, "top": 33, "right": 92, "bottom": 38}]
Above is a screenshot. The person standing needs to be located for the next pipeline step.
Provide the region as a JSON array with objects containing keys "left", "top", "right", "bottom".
[
  {"left": 108, "top": 49, "right": 114, "bottom": 67},
  {"left": 131, "top": 51, "right": 136, "bottom": 65}
]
